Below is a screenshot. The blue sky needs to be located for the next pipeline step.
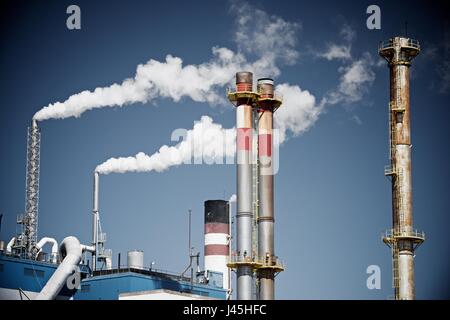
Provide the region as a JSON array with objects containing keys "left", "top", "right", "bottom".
[{"left": 0, "top": 0, "right": 449, "bottom": 299}]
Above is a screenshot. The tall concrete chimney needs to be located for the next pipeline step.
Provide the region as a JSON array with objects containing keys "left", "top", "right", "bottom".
[{"left": 379, "top": 36, "right": 425, "bottom": 300}]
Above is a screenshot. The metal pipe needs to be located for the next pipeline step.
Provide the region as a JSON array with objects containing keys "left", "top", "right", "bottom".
[
  {"left": 92, "top": 171, "right": 99, "bottom": 271},
  {"left": 36, "top": 237, "right": 58, "bottom": 263},
  {"left": 257, "top": 109, "right": 274, "bottom": 300},
  {"left": 379, "top": 36, "right": 424, "bottom": 300},
  {"left": 6, "top": 237, "right": 16, "bottom": 254},
  {"left": 181, "top": 210, "right": 193, "bottom": 279},
  {"left": 228, "top": 197, "right": 235, "bottom": 299},
  {"left": 235, "top": 72, "right": 254, "bottom": 300},
  {"left": 256, "top": 78, "right": 276, "bottom": 300},
  {"left": 80, "top": 244, "right": 95, "bottom": 253},
  {"left": 35, "top": 236, "right": 82, "bottom": 300}
]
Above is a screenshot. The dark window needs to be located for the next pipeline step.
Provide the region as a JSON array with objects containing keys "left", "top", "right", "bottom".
[
  {"left": 0, "top": 264, "right": 3, "bottom": 272},
  {"left": 24, "top": 268, "right": 45, "bottom": 278}
]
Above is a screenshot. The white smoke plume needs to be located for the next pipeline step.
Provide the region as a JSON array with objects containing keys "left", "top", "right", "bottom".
[
  {"left": 96, "top": 116, "right": 236, "bottom": 175},
  {"left": 34, "top": 48, "right": 244, "bottom": 121},
  {"left": 229, "top": 194, "right": 237, "bottom": 203},
  {"left": 274, "top": 83, "right": 324, "bottom": 143},
  {"left": 37, "top": 2, "right": 374, "bottom": 176},
  {"left": 33, "top": 2, "right": 300, "bottom": 122},
  {"left": 96, "top": 82, "right": 324, "bottom": 175}
]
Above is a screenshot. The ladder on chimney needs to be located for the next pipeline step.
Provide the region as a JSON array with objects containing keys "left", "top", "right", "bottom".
[
  {"left": 252, "top": 109, "right": 260, "bottom": 299},
  {"left": 391, "top": 240, "right": 400, "bottom": 295}
]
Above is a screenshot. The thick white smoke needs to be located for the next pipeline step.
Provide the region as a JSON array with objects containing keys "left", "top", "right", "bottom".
[
  {"left": 95, "top": 116, "right": 236, "bottom": 175},
  {"left": 96, "top": 83, "right": 324, "bottom": 175},
  {"left": 33, "top": 48, "right": 244, "bottom": 121},
  {"left": 36, "top": 2, "right": 375, "bottom": 176},
  {"left": 33, "top": 2, "right": 301, "bottom": 122},
  {"left": 274, "top": 83, "right": 324, "bottom": 143}
]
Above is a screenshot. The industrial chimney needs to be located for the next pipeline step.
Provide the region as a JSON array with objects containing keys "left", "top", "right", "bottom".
[
  {"left": 227, "top": 72, "right": 284, "bottom": 300},
  {"left": 15, "top": 119, "right": 42, "bottom": 258},
  {"left": 204, "top": 200, "right": 230, "bottom": 293},
  {"left": 92, "top": 171, "right": 99, "bottom": 271},
  {"left": 255, "top": 78, "right": 283, "bottom": 300},
  {"left": 91, "top": 171, "right": 112, "bottom": 271},
  {"left": 379, "top": 36, "right": 425, "bottom": 300},
  {"left": 227, "top": 72, "right": 258, "bottom": 300}
]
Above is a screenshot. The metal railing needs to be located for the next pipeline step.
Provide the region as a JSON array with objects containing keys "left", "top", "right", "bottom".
[
  {"left": 379, "top": 39, "right": 420, "bottom": 51},
  {"left": 98, "top": 232, "right": 107, "bottom": 243},
  {"left": 379, "top": 40, "right": 394, "bottom": 51},
  {"left": 382, "top": 228, "right": 425, "bottom": 241},
  {"left": 406, "top": 39, "right": 420, "bottom": 49},
  {"left": 92, "top": 266, "right": 192, "bottom": 283},
  {"left": 16, "top": 214, "right": 26, "bottom": 224},
  {"left": 258, "top": 94, "right": 283, "bottom": 104},
  {"left": 254, "top": 256, "right": 284, "bottom": 269},
  {"left": 228, "top": 254, "right": 284, "bottom": 268},
  {"left": 98, "top": 248, "right": 112, "bottom": 258},
  {"left": 384, "top": 165, "right": 395, "bottom": 176},
  {"left": 228, "top": 254, "right": 255, "bottom": 265},
  {"left": 226, "top": 88, "right": 283, "bottom": 102}
]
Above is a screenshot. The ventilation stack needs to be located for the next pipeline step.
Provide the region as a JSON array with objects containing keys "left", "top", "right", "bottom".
[
  {"left": 91, "top": 171, "right": 111, "bottom": 271},
  {"left": 204, "top": 200, "right": 230, "bottom": 293},
  {"left": 227, "top": 72, "right": 258, "bottom": 300},
  {"left": 379, "top": 36, "right": 425, "bottom": 300},
  {"left": 227, "top": 72, "right": 284, "bottom": 300},
  {"left": 92, "top": 171, "right": 99, "bottom": 271},
  {"left": 255, "top": 78, "right": 283, "bottom": 300}
]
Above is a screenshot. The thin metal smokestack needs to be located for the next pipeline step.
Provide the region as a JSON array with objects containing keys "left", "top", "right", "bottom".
[
  {"left": 379, "top": 37, "right": 425, "bottom": 300},
  {"left": 256, "top": 78, "right": 283, "bottom": 300},
  {"left": 227, "top": 71, "right": 257, "bottom": 300},
  {"left": 92, "top": 171, "right": 99, "bottom": 271}
]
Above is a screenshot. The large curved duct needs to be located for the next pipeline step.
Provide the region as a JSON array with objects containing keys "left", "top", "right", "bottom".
[
  {"left": 6, "top": 237, "right": 16, "bottom": 254},
  {"left": 35, "top": 236, "right": 82, "bottom": 300},
  {"left": 36, "top": 237, "right": 58, "bottom": 263}
]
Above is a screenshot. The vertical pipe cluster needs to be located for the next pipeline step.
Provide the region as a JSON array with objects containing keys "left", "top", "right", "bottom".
[
  {"left": 379, "top": 37, "right": 424, "bottom": 300},
  {"left": 25, "top": 119, "right": 41, "bottom": 256},
  {"left": 235, "top": 71, "right": 254, "bottom": 300},
  {"left": 204, "top": 200, "right": 230, "bottom": 293},
  {"left": 228, "top": 73, "right": 283, "bottom": 300},
  {"left": 92, "top": 171, "right": 99, "bottom": 271},
  {"left": 256, "top": 78, "right": 276, "bottom": 300}
]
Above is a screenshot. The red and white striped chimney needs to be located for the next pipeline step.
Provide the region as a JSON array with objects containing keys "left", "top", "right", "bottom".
[{"left": 204, "top": 200, "right": 230, "bottom": 292}]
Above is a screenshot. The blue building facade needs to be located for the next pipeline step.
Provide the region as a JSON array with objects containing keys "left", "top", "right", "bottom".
[
  {"left": 0, "top": 253, "right": 226, "bottom": 300},
  {"left": 74, "top": 270, "right": 226, "bottom": 300}
]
